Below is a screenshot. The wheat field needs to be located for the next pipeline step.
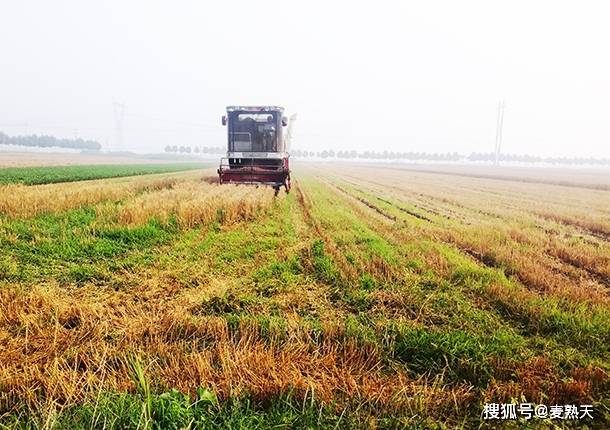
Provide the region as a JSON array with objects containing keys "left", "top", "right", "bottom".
[{"left": 0, "top": 164, "right": 609, "bottom": 429}]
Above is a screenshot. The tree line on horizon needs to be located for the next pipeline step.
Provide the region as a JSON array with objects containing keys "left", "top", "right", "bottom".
[
  {"left": 290, "top": 149, "right": 610, "bottom": 166},
  {"left": 3, "top": 132, "right": 605, "bottom": 166},
  {"left": 165, "top": 145, "right": 609, "bottom": 166},
  {"left": 0, "top": 131, "right": 101, "bottom": 151},
  {"left": 164, "top": 145, "right": 224, "bottom": 154}
]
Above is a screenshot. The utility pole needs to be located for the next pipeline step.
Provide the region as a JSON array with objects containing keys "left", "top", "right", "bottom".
[
  {"left": 112, "top": 99, "right": 126, "bottom": 152},
  {"left": 494, "top": 100, "right": 505, "bottom": 166}
]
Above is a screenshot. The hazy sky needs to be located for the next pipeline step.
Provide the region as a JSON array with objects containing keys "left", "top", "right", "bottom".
[{"left": 1, "top": 1, "right": 609, "bottom": 157}]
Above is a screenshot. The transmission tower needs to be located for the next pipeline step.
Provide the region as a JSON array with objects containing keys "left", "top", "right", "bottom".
[
  {"left": 112, "top": 99, "right": 126, "bottom": 152},
  {"left": 494, "top": 100, "right": 505, "bottom": 166}
]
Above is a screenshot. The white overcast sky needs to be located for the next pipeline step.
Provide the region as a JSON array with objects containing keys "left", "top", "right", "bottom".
[{"left": 1, "top": 0, "right": 609, "bottom": 157}]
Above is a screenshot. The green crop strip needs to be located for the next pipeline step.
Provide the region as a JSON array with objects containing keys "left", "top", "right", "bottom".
[{"left": 0, "top": 163, "right": 206, "bottom": 185}]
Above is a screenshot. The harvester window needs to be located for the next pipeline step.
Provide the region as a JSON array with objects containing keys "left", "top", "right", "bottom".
[
  {"left": 230, "top": 112, "right": 278, "bottom": 152},
  {"left": 237, "top": 114, "right": 275, "bottom": 122},
  {"left": 231, "top": 132, "right": 252, "bottom": 151}
]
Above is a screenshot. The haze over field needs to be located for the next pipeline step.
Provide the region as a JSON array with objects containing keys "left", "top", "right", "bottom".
[{"left": 1, "top": 1, "right": 609, "bottom": 157}]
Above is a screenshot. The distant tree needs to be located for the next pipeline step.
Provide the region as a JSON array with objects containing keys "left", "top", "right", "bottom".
[
  {"left": 152, "top": 143, "right": 610, "bottom": 166},
  {"left": 0, "top": 132, "right": 102, "bottom": 151}
]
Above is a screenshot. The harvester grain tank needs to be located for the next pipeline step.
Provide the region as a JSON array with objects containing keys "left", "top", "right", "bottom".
[{"left": 218, "top": 106, "right": 293, "bottom": 193}]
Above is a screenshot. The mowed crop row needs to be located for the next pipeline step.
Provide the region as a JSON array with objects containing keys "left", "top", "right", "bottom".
[{"left": 0, "top": 165, "right": 609, "bottom": 429}]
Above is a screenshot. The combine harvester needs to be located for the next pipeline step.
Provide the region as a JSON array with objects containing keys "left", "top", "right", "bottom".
[{"left": 218, "top": 106, "right": 295, "bottom": 194}]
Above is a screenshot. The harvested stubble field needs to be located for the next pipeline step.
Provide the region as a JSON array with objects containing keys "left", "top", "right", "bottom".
[{"left": 0, "top": 164, "right": 609, "bottom": 429}]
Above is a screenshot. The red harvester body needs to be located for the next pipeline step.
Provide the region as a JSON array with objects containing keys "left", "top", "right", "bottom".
[{"left": 218, "top": 106, "right": 293, "bottom": 193}]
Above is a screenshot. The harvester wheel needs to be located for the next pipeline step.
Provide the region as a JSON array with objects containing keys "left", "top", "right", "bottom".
[{"left": 284, "top": 177, "right": 291, "bottom": 194}]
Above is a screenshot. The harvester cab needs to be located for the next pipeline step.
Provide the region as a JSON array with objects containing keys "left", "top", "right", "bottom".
[{"left": 218, "top": 106, "right": 293, "bottom": 193}]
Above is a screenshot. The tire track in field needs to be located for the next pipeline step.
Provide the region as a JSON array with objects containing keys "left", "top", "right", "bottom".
[
  {"left": 294, "top": 180, "right": 360, "bottom": 282},
  {"left": 374, "top": 195, "right": 434, "bottom": 222},
  {"left": 533, "top": 212, "right": 610, "bottom": 243},
  {"left": 317, "top": 178, "right": 610, "bottom": 360},
  {"left": 313, "top": 176, "right": 552, "bottom": 342},
  {"left": 329, "top": 182, "right": 397, "bottom": 222},
  {"left": 340, "top": 173, "right": 610, "bottom": 282},
  {"left": 328, "top": 179, "right": 509, "bottom": 273},
  {"left": 551, "top": 252, "right": 610, "bottom": 289},
  {"left": 335, "top": 169, "right": 610, "bottom": 241},
  {"left": 334, "top": 173, "right": 489, "bottom": 223},
  {"left": 331, "top": 177, "right": 610, "bottom": 301},
  {"left": 312, "top": 175, "right": 610, "bottom": 370},
  {"left": 311, "top": 168, "right": 610, "bottom": 298},
  {"left": 322, "top": 178, "right": 435, "bottom": 224}
]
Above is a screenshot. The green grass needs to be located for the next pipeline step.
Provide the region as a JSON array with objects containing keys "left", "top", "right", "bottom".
[
  {"left": 0, "top": 207, "right": 176, "bottom": 284},
  {"left": 0, "top": 163, "right": 206, "bottom": 185},
  {"left": 0, "top": 390, "right": 429, "bottom": 430}
]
